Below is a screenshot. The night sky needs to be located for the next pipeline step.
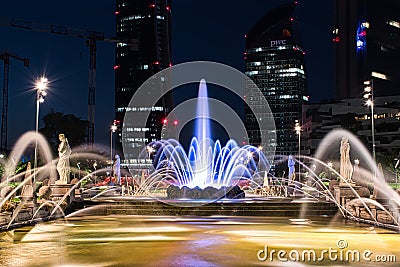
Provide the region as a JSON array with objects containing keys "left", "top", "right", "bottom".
[{"left": 0, "top": 0, "right": 332, "bottom": 148}]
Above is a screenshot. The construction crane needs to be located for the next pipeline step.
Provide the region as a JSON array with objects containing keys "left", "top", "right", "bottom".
[
  {"left": 5, "top": 18, "right": 137, "bottom": 146},
  {"left": 0, "top": 51, "right": 29, "bottom": 152}
]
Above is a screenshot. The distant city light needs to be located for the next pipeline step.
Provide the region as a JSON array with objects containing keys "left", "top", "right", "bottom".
[
  {"left": 387, "top": 20, "right": 400, "bottom": 29},
  {"left": 371, "top": 71, "right": 389, "bottom": 80},
  {"left": 356, "top": 20, "right": 368, "bottom": 52}
]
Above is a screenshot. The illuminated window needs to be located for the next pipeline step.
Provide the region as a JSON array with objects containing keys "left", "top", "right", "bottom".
[
  {"left": 387, "top": 20, "right": 400, "bottom": 29},
  {"left": 356, "top": 20, "right": 367, "bottom": 52}
]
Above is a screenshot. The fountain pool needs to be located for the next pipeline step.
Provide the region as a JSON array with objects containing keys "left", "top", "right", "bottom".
[{"left": 0, "top": 215, "right": 399, "bottom": 266}]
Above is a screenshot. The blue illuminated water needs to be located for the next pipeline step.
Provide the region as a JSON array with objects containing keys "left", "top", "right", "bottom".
[{"left": 148, "top": 80, "right": 270, "bottom": 189}]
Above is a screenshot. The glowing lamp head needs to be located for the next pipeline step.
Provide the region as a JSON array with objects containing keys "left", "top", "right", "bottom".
[
  {"left": 36, "top": 77, "right": 48, "bottom": 90},
  {"left": 364, "top": 86, "right": 372, "bottom": 93},
  {"left": 295, "top": 125, "right": 301, "bottom": 134},
  {"left": 146, "top": 146, "right": 155, "bottom": 154}
]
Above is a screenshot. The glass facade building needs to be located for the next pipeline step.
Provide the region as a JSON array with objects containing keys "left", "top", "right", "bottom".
[
  {"left": 333, "top": 0, "right": 400, "bottom": 99},
  {"left": 115, "top": 0, "right": 173, "bottom": 166},
  {"left": 244, "top": 2, "right": 308, "bottom": 156}
]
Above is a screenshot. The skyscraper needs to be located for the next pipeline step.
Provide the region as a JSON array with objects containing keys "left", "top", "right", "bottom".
[
  {"left": 244, "top": 2, "right": 308, "bottom": 156},
  {"left": 333, "top": 0, "right": 400, "bottom": 99},
  {"left": 115, "top": 0, "right": 173, "bottom": 165}
]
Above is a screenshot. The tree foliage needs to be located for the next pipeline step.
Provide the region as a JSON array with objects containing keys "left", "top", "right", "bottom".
[{"left": 39, "top": 110, "right": 88, "bottom": 154}]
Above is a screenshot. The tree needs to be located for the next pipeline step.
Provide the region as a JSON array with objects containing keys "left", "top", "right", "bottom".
[{"left": 40, "top": 110, "right": 88, "bottom": 154}]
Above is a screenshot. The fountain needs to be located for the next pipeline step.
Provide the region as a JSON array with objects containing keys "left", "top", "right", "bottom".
[
  {"left": 0, "top": 131, "right": 117, "bottom": 231},
  {"left": 129, "top": 79, "right": 272, "bottom": 201},
  {"left": 1, "top": 61, "right": 400, "bottom": 266}
]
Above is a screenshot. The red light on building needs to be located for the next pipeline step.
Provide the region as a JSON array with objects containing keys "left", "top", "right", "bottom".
[
  {"left": 169, "top": 62, "right": 172, "bottom": 67},
  {"left": 290, "top": 17, "right": 294, "bottom": 21},
  {"left": 166, "top": 6, "right": 170, "bottom": 11},
  {"left": 162, "top": 119, "right": 168, "bottom": 124},
  {"left": 115, "top": 11, "right": 120, "bottom": 15},
  {"left": 113, "top": 65, "right": 120, "bottom": 70},
  {"left": 332, "top": 37, "right": 340, "bottom": 42},
  {"left": 153, "top": 61, "right": 160, "bottom": 65},
  {"left": 173, "top": 120, "right": 178, "bottom": 125},
  {"left": 150, "top": 4, "right": 156, "bottom": 8},
  {"left": 244, "top": 34, "right": 247, "bottom": 38},
  {"left": 358, "top": 31, "right": 366, "bottom": 36}
]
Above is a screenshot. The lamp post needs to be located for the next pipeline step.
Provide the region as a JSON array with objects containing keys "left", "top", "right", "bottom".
[
  {"left": 34, "top": 77, "right": 48, "bottom": 202},
  {"left": 109, "top": 121, "right": 118, "bottom": 185},
  {"left": 295, "top": 121, "right": 301, "bottom": 178},
  {"left": 363, "top": 79, "right": 376, "bottom": 180},
  {"left": 146, "top": 145, "right": 155, "bottom": 163},
  {"left": 395, "top": 158, "right": 399, "bottom": 184}
]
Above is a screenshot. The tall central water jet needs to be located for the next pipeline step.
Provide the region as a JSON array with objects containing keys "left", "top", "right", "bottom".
[{"left": 192, "top": 79, "right": 212, "bottom": 187}]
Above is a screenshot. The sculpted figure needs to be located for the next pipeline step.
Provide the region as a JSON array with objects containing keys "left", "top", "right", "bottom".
[
  {"left": 56, "top": 133, "right": 71, "bottom": 184},
  {"left": 340, "top": 137, "right": 353, "bottom": 184},
  {"left": 288, "top": 155, "right": 295, "bottom": 182},
  {"left": 113, "top": 154, "right": 121, "bottom": 185}
]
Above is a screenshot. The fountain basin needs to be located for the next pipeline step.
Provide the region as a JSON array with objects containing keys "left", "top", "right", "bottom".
[{"left": 166, "top": 184, "right": 245, "bottom": 199}]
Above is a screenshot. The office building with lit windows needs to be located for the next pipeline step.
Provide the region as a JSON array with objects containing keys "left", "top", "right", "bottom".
[
  {"left": 244, "top": 2, "right": 308, "bottom": 156},
  {"left": 114, "top": 0, "right": 173, "bottom": 166},
  {"left": 302, "top": 96, "right": 400, "bottom": 159},
  {"left": 333, "top": 0, "right": 400, "bottom": 99}
]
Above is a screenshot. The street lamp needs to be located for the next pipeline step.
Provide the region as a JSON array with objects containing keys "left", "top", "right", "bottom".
[
  {"left": 34, "top": 77, "right": 48, "bottom": 201},
  {"left": 294, "top": 121, "right": 301, "bottom": 177},
  {"left": 146, "top": 145, "right": 155, "bottom": 163},
  {"left": 363, "top": 79, "right": 376, "bottom": 180},
  {"left": 110, "top": 121, "right": 118, "bottom": 181},
  {"left": 395, "top": 158, "right": 399, "bottom": 184}
]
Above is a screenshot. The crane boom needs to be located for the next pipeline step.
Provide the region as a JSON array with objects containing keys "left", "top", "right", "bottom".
[
  {"left": 0, "top": 52, "right": 29, "bottom": 152},
  {"left": 5, "top": 18, "right": 137, "bottom": 146}
]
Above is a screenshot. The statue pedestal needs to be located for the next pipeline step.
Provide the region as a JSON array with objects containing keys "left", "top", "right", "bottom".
[
  {"left": 334, "top": 184, "right": 361, "bottom": 208},
  {"left": 50, "top": 184, "right": 75, "bottom": 204}
]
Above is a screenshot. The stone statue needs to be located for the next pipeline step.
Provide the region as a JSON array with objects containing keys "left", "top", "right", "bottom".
[
  {"left": 339, "top": 137, "right": 353, "bottom": 185},
  {"left": 113, "top": 154, "right": 121, "bottom": 185},
  {"left": 56, "top": 133, "right": 71, "bottom": 184},
  {"left": 288, "top": 155, "right": 295, "bottom": 182}
]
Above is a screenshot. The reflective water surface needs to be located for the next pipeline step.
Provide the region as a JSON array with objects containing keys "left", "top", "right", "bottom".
[{"left": 1, "top": 215, "right": 399, "bottom": 267}]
